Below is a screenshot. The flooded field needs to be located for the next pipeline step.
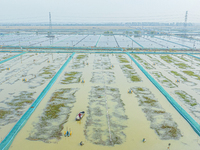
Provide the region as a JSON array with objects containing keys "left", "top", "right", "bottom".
[
  {"left": 1, "top": 33, "right": 200, "bottom": 49},
  {"left": 0, "top": 52, "right": 200, "bottom": 150}
]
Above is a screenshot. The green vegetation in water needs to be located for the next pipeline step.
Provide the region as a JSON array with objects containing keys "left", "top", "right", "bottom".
[
  {"left": 44, "top": 103, "right": 65, "bottom": 119},
  {"left": 133, "top": 54, "right": 142, "bottom": 61},
  {"left": 170, "top": 71, "right": 187, "bottom": 81},
  {"left": 39, "top": 65, "right": 55, "bottom": 79},
  {"left": 143, "top": 62, "right": 152, "bottom": 69},
  {"left": 0, "top": 110, "right": 11, "bottom": 119},
  {"left": 41, "top": 70, "right": 52, "bottom": 75},
  {"left": 64, "top": 72, "right": 78, "bottom": 76},
  {"left": 152, "top": 71, "right": 177, "bottom": 88},
  {"left": 153, "top": 72, "right": 161, "bottom": 78},
  {"left": 85, "top": 86, "right": 127, "bottom": 146},
  {"left": 162, "top": 80, "right": 168, "bottom": 83},
  {"left": 154, "top": 110, "right": 165, "bottom": 114},
  {"left": 110, "top": 88, "right": 117, "bottom": 92},
  {"left": 133, "top": 54, "right": 154, "bottom": 69},
  {"left": 97, "top": 87, "right": 104, "bottom": 91},
  {"left": 61, "top": 72, "right": 82, "bottom": 84},
  {"left": 161, "top": 124, "right": 178, "bottom": 137},
  {"left": 49, "top": 89, "right": 70, "bottom": 102},
  {"left": 195, "top": 58, "right": 200, "bottom": 62},
  {"left": 132, "top": 87, "right": 181, "bottom": 140},
  {"left": 119, "top": 58, "right": 129, "bottom": 63},
  {"left": 28, "top": 88, "right": 76, "bottom": 142},
  {"left": 124, "top": 65, "right": 133, "bottom": 69},
  {"left": 183, "top": 71, "right": 200, "bottom": 80},
  {"left": 160, "top": 55, "right": 173, "bottom": 63},
  {"left": 2, "top": 55, "right": 13, "bottom": 60},
  {"left": 191, "top": 103, "right": 197, "bottom": 106},
  {"left": 137, "top": 87, "right": 145, "bottom": 91},
  {"left": 7, "top": 91, "right": 35, "bottom": 110},
  {"left": 76, "top": 55, "right": 86, "bottom": 59},
  {"left": 120, "top": 64, "right": 141, "bottom": 82},
  {"left": 117, "top": 55, "right": 129, "bottom": 63},
  {"left": 130, "top": 75, "right": 140, "bottom": 82},
  {"left": 177, "top": 55, "right": 189, "bottom": 62},
  {"left": 175, "top": 90, "right": 197, "bottom": 106},
  {"left": 142, "top": 96, "right": 157, "bottom": 106},
  {"left": 175, "top": 63, "right": 192, "bottom": 69},
  {"left": 147, "top": 55, "right": 152, "bottom": 58}
]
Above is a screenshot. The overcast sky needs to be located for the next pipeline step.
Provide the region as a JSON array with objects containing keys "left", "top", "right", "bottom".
[{"left": 0, "top": 0, "right": 200, "bottom": 23}]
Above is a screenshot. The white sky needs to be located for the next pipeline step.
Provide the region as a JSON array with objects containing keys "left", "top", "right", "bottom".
[{"left": 0, "top": 0, "right": 200, "bottom": 23}]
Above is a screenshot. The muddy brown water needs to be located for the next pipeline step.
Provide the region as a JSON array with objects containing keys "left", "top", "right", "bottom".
[{"left": 1, "top": 53, "right": 200, "bottom": 150}]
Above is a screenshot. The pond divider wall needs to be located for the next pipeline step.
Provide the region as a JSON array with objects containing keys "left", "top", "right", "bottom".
[
  {"left": 153, "top": 36, "right": 192, "bottom": 49},
  {"left": 113, "top": 35, "right": 120, "bottom": 47},
  {"left": 95, "top": 34, "right": 102, "bottom": 47},
  {"left": 0, "top": 52, "right": 27, "bottom": 64},
  {"left": 73, "top": 35, "right": 89, "bottom": 46},
  {"left": 126, "top": 52, "right": 200, "bottom": 137},
  {"left": 187, "top": 53, "right": 200, "bottom": 60},
  {"left": 0, "top": 52, "right": 75, "bottom": 150},
  {"left": 125, "top": 35, "right": 144, "bottom": 48}
]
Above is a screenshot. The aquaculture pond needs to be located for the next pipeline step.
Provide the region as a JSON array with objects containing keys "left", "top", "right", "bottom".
[{"left": 0, "top": 52, "right": 200, "bottom": 150}]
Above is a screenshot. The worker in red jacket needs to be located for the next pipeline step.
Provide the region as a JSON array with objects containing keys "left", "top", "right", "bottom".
[{"left": 79, "top": 113, "right": 81, "bottom": 118}]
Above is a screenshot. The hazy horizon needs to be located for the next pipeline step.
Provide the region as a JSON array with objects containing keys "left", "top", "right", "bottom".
[{"left": 0, "top": 0, "right": 200, "bottom": 23}]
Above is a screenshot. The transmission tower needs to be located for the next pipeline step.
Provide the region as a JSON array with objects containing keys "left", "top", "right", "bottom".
[
  {"left": 184, "top": 11, "right": 188, "bottom": 37},
  {"left": 47, "top": 12, "right": 54, "bottom": 37}
]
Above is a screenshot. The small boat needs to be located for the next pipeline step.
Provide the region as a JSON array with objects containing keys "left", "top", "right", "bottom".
[{"left": 76, "top": 111, "right": 85, "bottom": 121}]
